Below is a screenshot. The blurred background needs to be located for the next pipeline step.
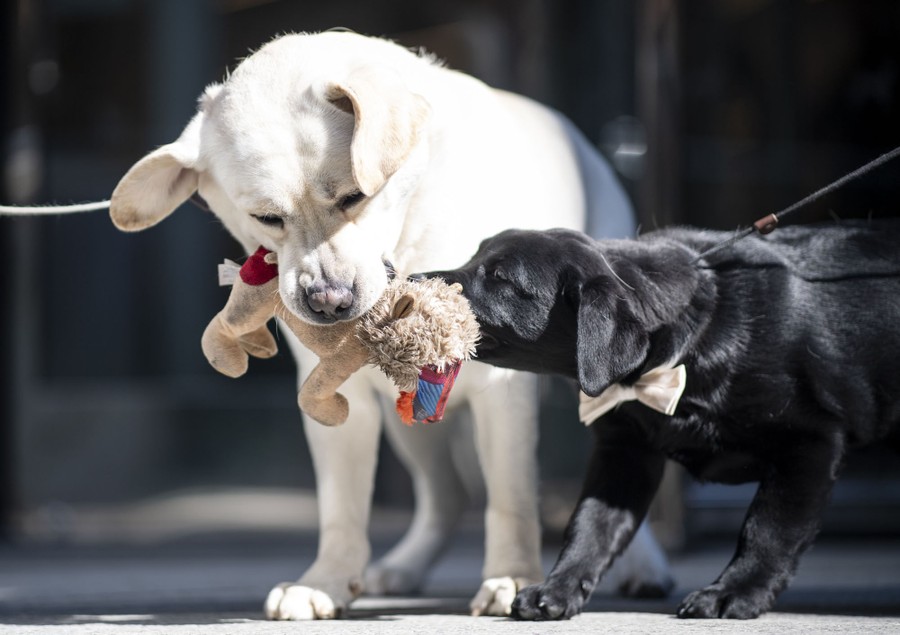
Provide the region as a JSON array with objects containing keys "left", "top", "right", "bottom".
[{"left": 2, "top": 0, "right": 900, "bottom": 563}]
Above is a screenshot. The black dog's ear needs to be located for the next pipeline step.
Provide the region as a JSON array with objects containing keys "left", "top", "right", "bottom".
[{"left": 575, "top": 279, "right": 650, "bottom": 397}]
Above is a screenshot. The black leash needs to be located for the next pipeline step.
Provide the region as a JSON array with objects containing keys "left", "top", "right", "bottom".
[{"left": 695, "top": 144, "right": 900, "bottom": 262}]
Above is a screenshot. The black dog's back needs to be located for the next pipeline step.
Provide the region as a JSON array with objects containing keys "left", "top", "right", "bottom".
[
  {"left": 658, "top": 219, "right": 900, "bottom": 280},
  {"left": 647, "top": 220, "right": 900, "bottom": 452}
]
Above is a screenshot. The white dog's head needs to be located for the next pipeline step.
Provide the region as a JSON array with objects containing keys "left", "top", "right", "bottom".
[{"left": 110, "top": 31, "right": 432, "bottom": 324}]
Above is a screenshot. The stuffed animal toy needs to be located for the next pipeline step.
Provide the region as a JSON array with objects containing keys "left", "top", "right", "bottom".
[{"left": 201, "top": 248, "right": 479, "bottom": 427}]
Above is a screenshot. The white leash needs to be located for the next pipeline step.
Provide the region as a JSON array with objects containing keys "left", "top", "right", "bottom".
[{"left": 0, "top": 200, "right": 111, "bottom": 215}]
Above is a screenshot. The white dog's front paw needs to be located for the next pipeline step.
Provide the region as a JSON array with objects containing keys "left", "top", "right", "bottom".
[
  {"left": 469, "top": 576, "right": 534, "bottom": 617},
  {"left": 264, "top": 582, "right": 341, "bottom": 620}
]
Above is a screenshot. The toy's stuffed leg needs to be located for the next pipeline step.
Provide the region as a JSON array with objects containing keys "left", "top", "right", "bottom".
[
  {"left": 202, "top": 278, "right": 280, "bottom": 378},
  {"left": 239, "top": 326, "right": 279, "bottom": 360},
  {"left": 298, "top": 344, "right": 369, "bottom": 427}
]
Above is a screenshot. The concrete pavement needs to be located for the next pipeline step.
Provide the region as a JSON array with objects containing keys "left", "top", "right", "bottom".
[
  {"left": 1, "top": 522, "right": 898, "bottom": 634},
  {"left": 4, "top": 611, "right": 900, "bottom": 635}
]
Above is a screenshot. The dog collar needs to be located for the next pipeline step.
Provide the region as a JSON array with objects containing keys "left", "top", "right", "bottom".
[{"left": 579, "top": 364, "right": 687, "bottom": 425}]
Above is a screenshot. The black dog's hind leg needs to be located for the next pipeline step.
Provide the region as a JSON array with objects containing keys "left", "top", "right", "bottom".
[
  {"left": 678, "top": 433, "right": 844, "bottom": 619},
  {"left": 512, "top": 420, "right": 666, "bottom": 621}
]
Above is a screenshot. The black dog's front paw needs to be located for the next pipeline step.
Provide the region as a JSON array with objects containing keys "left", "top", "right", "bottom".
[
  {"left": 677, "top": 584, "right": 774, "bottom": 619},
  {"left": 511, "top": 579, "right": 591, "bottom": 621}
]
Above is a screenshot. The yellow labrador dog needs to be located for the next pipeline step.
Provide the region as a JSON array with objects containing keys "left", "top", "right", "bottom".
[{"left": 110, "top": 31, "right": 671, "bottom": 619}]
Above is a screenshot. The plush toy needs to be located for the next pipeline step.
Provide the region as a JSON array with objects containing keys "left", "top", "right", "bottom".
[{"left": 201, "top": 248, "right": 479, "bottom": 427}]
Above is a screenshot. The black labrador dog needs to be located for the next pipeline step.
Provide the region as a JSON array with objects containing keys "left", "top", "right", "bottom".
[{"left": 427, "top": 220, "right": 900, "bottom": 620}]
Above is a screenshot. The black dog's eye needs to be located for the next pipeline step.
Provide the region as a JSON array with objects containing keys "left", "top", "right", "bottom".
[
  {"left": 252, "top": 214, "right": 285, "bottom": 229},
  {"left": 488, "top": 265, "right": 533, "bottom": 299},
  {"left": 491, "top": 267, "right": 510, "bottom": 282},
  {"left": 338, "top": 190, "right": 366, "bottom": 211}
]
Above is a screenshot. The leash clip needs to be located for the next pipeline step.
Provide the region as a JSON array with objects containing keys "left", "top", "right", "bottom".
[{"left": 753, "top": 213, "right": 779, "bottom": 235}]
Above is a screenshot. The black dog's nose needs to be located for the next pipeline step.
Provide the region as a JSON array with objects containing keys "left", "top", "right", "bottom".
[
  {"left": 307, "top": 284, "right": 353, "bottom": 318},
  {"left": 383, "top": 258, "right": 397, "bottom": 281}
]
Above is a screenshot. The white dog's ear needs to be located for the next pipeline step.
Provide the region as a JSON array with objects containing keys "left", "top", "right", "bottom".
[
  {"left": 110, "top": 108, "right": 205, "bottom": 232},
  {"left": 326, "top": 69, "right": 431, "bottom": 196}
]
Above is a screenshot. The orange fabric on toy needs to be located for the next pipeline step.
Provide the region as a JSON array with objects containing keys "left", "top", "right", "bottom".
[{"left": 396, "top": 391, "right": 416, "bottom": 426}]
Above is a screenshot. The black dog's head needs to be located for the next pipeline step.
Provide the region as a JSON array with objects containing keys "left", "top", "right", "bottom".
[{"left": 428, "top": 228, "right": 701, "bottom": 396}]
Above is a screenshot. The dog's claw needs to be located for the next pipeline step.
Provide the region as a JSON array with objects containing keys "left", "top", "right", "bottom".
[
  {"left": 511, "top": 580, "right": 584, "bottom": 621},
  {"left": 264, "top": 582, "right": 341, "bottom": 620},
  {"left": 469, "top": 576, "right": 524, "bottom": 617},
  {"left": 677, "top": 584, "right": 772, "bottom": 619}
]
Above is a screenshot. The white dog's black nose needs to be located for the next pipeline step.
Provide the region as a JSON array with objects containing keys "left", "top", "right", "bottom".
[{"left": 307, "top": 284, "right": 353, "bottom": 318}]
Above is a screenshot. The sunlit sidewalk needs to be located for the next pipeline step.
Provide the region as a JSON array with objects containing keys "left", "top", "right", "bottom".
[{"left": 0, "top": 513, "right": 898, "bottom": 633}]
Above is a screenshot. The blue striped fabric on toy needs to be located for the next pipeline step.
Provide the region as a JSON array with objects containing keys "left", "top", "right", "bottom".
[
  {"left": 410, "top": 361, "right": 463, "bottom": 423},
  {"left": 413, "top": 378, "right": 444, "bottom": 421}
]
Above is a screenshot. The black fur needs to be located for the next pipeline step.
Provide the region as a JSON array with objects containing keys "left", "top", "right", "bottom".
[{"left": 427, "top": 221, "right": 900, "bottom": 620}]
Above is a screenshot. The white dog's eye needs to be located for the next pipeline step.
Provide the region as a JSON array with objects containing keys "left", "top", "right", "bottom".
[
  {"left": 338, "top": 190, "right": 366, "bottom": 211},
  {"left": 252, "top": 214, "right": 285, "bottom": 229}
]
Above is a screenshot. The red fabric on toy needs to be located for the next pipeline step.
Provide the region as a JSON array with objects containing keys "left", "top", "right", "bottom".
[
  {"left": 394, "top": 362, "right": 463, "bottom": 426},
  {"left": 415, "top": 362, "right": 462, "bottom": 423},
  {"left": 240, "top": 247, "right": 279, "bottom": 285}
]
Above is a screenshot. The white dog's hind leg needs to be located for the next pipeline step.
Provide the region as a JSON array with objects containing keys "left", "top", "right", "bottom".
[
  {"left": 466, "top": 366, "right": 544, "bottom": 616},
  {"left": 364, "top": 393, "right": 468, "bottom": 595},
  {"left": 603, "top": 520, "right": 675, "bottom": 597}
]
